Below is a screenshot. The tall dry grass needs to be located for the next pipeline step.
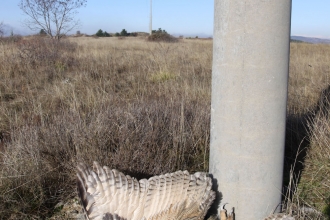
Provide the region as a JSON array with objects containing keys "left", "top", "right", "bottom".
[
  {"left": 286, "top": 42, "right": 330, "bottom": 219},
  {"left": 0, "top": 36, "right": 212, "bottom": 218},
  {"left": 0, "top": 36, "right": 329, "bottom": 219}
]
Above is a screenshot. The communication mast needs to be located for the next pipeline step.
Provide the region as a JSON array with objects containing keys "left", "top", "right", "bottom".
[{"left": 149, "top": 0, "right": 152, "bottom": 35}]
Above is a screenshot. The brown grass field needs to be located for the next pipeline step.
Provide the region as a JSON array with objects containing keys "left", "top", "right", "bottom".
[{"left": 0, "top": 36, "right": 329, "bottom": 219}]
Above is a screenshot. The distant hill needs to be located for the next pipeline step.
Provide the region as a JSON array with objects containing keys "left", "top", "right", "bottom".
[{"left": 291, "top": 36, "right": 330, "bottom": 44}]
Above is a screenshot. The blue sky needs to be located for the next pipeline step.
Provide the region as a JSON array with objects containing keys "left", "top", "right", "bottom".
[{"left": 0, "top": 0, "right": 329, "bottom": 38}]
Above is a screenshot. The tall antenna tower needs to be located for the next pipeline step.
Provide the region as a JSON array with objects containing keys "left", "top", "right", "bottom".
[{"left": 149, "top": 0, "right": 152, "bottom": 35}]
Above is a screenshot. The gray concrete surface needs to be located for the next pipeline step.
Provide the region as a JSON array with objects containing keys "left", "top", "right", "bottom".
[{"left": 209, "top": 1, "right": 292, "bottom": 219}]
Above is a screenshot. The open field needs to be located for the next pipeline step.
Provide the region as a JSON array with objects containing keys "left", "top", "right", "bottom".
[{"left": 0, "top": 36, "right": 329, "bottom": 219}]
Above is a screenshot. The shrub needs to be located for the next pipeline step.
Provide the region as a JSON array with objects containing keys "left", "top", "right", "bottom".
[
  {"left": 95, "top": 29, "right": 111, "bottom": 37},
  {"left": 96, "top": 29, "right": 104, "bottom": 37},
  {"left": 15, "top": 37, "right": 77, "bottom": 71},
  {"left": 0, "top": 35, "right": 22, "bottom": 44},
  {"left": 152, "top": 28, "right": 167, "bottom": 34},
  {"left": 40, "top": 29, "right": 47, "bottom": 36},
  {"left": 148, "top": 28, "right": 177, "bottom": 42},
  {"left": 147, "top": 32, "right": 178, "bottom": 42},
  {"left": 120, "top": 29, "right": 128, "bottom": 36},
  {"left": 104, "top": 31, "right": 111, "bottom": 37}
]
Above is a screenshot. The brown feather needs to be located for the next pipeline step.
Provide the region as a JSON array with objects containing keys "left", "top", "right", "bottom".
[{"left": 77, "top": 162, "right": 215, "bottom": 220}]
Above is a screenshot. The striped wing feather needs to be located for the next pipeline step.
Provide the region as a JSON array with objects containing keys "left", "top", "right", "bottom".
[{"left": 77, "top": 162, "right": 215, "bottom": 220}]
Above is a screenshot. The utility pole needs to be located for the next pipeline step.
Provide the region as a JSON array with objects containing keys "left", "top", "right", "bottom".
[
  {"left": 149, "top": 0, "right": 152, "bottom": 35},
  {"left": 209, "top": 1, "right": 292, "bottom": 219}
]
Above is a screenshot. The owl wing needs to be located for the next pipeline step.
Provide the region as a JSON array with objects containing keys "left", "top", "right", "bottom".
[{"left": 77, "top": 161, "right": 215, "bottom": 220}]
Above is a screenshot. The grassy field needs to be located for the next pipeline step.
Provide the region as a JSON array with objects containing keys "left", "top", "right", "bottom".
[{"left": 0, "top": 36, "right": 329, "bottom": 219}]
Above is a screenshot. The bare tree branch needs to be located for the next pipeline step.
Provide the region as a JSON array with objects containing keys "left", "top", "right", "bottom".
[
  {"left": 0, "top": 22, "right": 4, "bottom": 37},
  {"left": 19, "top": 0, "right": 87, "bottom": 40}
]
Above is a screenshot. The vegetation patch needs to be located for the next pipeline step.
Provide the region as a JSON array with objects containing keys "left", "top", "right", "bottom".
[
  {"left": 147, "top": 28, "right": 178, "bottom": 42},
  {"left": 150, "top": 71, "right": 177, "bottom": 83},
  {"left": 0, "top": 37, "right": 329, "bottom": 219}
]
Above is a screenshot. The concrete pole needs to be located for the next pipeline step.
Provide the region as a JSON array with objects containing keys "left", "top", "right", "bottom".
[
  {"left": 209, "top": 1, "right": 292, "bottom": 219},
  {"left": 149, "top": 0, "right": 152, "bottom": 35}
]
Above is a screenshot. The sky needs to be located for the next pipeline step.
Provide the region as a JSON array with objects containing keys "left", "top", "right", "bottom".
[{"left": 0, "top": 0, "right": 329, "bottom": 39}]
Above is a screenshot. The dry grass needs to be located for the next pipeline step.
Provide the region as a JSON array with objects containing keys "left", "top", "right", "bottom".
[
  {"left": 288, "top": 43, "right": 330, "bottom": 114},
  {"left": 0, "top": 37, "right": 212, "bottom": 218},
  {"left": 285, "top": 42, "right": 330, "bottom": 219},
  {"left": 0, "top": 36, "right": 329, "bottom": 219}
]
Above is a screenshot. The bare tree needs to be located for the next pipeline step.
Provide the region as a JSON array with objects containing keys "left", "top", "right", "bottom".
[
  {"left": 19, "top": 0, "right": 87, "bottom": 39},
  {"left": 0, "top": 22, "right": 4, "bottom": 37}
]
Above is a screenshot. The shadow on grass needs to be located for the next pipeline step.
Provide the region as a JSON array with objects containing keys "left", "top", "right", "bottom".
[
  {"left": 284, "top": 113, "right": 311, "bottom": 188},
  {"left": 284, "top": 84, "right": 330, "bottom": 217}
]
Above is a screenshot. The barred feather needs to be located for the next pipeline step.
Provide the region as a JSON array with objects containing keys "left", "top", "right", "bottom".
[
  {"left": 77, "top": 162, "right": 299, "bottom": 220},
  {"left": 77, "top": 162, "right": 215, "bottom": 220}
]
